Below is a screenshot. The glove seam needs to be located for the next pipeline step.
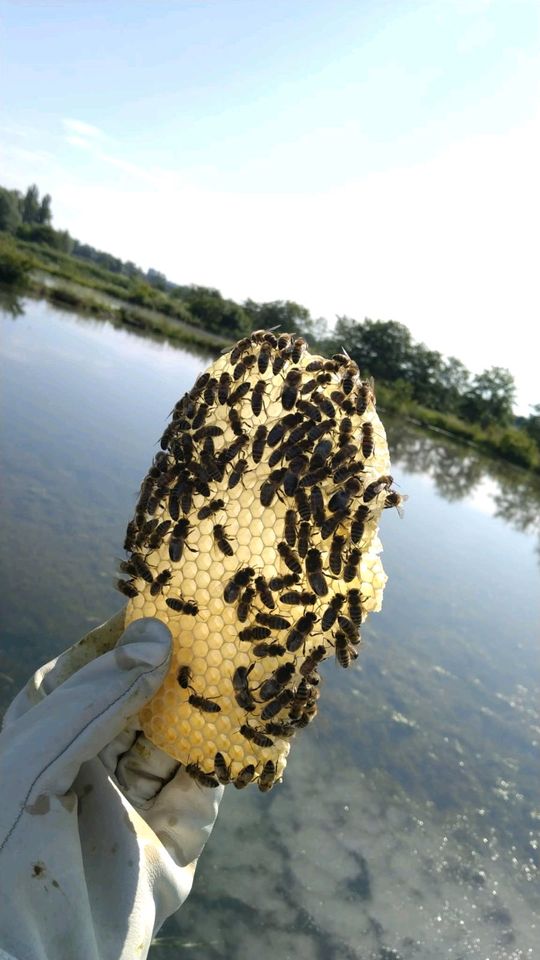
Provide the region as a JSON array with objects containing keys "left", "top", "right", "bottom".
[{"left": 0, "top": 653, "right": 169, "bottom": 856}]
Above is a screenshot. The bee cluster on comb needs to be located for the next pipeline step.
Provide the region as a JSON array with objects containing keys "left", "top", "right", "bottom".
[{"left": 118, "top": 331, "right": 402, "bottom": 791}]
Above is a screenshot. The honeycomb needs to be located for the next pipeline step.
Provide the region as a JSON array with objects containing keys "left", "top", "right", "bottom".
[{"left": 119, "top": 331, "right": 402, "bottom": 791}]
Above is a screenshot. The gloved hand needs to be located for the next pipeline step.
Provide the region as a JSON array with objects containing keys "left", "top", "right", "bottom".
[{"left": 0, "top": 612, "right": 223, "bottom": 960}]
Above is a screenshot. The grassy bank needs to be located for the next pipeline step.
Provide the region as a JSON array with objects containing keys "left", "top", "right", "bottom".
[{"left": 376, "top": 383, "right": 540, "bottom": 473}]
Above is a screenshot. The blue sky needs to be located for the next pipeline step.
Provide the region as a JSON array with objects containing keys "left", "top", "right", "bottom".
[{"left": 1, "top": 0, "right": 539, "bottom": 411}]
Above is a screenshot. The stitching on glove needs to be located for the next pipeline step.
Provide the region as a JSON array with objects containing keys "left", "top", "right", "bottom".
[{"left": 0, "top": 652, "right": 169, "bottom": 856}]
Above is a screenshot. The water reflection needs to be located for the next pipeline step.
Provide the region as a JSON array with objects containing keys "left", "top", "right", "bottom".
[
  {"left": 0, "top": 287, "right": 25, "bottom": 318},
  {"left": 385, "top": 416, "right": 540, "bottom": 553},
  {"left": 1, "top": 300, "right": 538, "bottom": 960}
]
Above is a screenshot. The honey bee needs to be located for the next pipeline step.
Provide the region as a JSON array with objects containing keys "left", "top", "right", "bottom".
[
  {"left": 265, "top": 720, "right": 296, "bottom": 737},
  {"left": 194, "top": 424, "right": 223, "bottom": 443},
  {"left": 320, "top": 510, "right": 348, "bottom": 540},
  {"left": 188, "top": 693, "right": 222, "bottom": 713},
  {"left": 300, "top": 644, "right": 326, "bottom": 676},
  {"left": 267, "top": 421, "right": 287, "bottom": 448},
  {"left": 227, "top": 381, "right": 251, "bottom": 406},
  {"left": 220, "top": 435, "right": 249, "bottom": 465},
  {"left": 281, "top": 369, "right": 303, "bottom": 410},
  {"left": 228, "top": 458, "right": 250, "bottom": 490},
  {"left": 312, "top": 392, "right": 335, "bottom": 418},
  {"left": 258, "top": 342, "right": 272, "bottom": 374},
  {"left": 237, "top": 586, "right": 256, "bottom": 622},
  {"left": 256, "top": 612, "right": 291, "bottom": 631},
  {"left": 295, "top": 488, "right": 311, "bottom": 522},
  {"left": 297, "top": 520, "right": 311, "bottom": 558},
  {"left": 232, "top": 664, "right": 256, "bottom": 711},
  {"left": 341, "top": 366, "right": 356, "bottom": 395},
  {"left": 293, "top": 677, "right": 310, "bottom": 704},
  {"left": 214, "top": 752, "right": 232, "bottom": 784},
  {"left": 228, "top": 407, "right": 244, "bottom": 437},
  {"left": 177, "top": 665, "right": 192, "bottom": 688},
  {"left": 129, "top": 553, "right": 154, "bottom": 584},
  {"left": 189, "top": 371, "right": 211, "bottom": 399},
  {"left": 252, "top": 425, "right": 268, "bottom": 463},
  {"left": 334, "top": 631, "right": 357, "bottom": 669},
  {"left": 255, "top": 575, "right": 275, "bottom": 609},
  {"left": 234, "top": 763, "right": 255, "bottom": 789},
  {"left": 291, "top": 337, "right": 306, "bottom": 363},
  {"left": 191, "top": 403, "right": 209, "bottom": 431},
  {"left": 364, "top": 475, "right": 393, "bottom": 503},
  {"left": 150, "top": 569, "right": 172, "bottom": 596},
  {"left": 268, "top": 573, "right": 299, "bottom": 591},
  {"left": 329, "top": 535, "right": 347, "bottom": 575},
  {"left": 347, "top": 588, "right": 363, "bottom": 626},
  {"left": 310, "top": 438, "right": 333, "bottom": 470},
  {"left": 343, "top": 548, "right": 362, "bottom": 583},
  {"left": 296, "top": 399, "right": 321, "bottom": 422},
  {"left": 321, "top": 594, "right": 345, "bottom": 631},
  {"left": 260, "top": 468, "right": 286, "bottom": 507},
  {"left": 230, "top": 336, "right": 252, "bottom": 364},
  {"left": 261, "top": 690, "right": 294, "bottom": 721},
  {"left": 355, "top": 382, "right": 371, "bottom": 415},
  {"left": 212, "top": 524, "right": 234, "bottom": 557},
  {"left": 240, "top": 724, "right": 274, "bottom": 748},
  {"left": 203, "top": 377, "right": 219, "bottom": 406},
  {"left": 384, "top": 491, "right": 405, "bottom": 516},
  {"left": 233, "top": 354, "right": 256, "bottom": 380},
  {"left": 186, "top": 763, "right": 220, "bottom": 789},
  {"left": 147, "top": 519, "right": 172, "bottom": 551},
  {"left": 351, "top": 504, "right": 369, "bottom": 543},
  {"left": 286, "top": 611, "right": 318, "bottom": 652},
  {"left": 166, "top": 597, "right": 198, "bottom": 615},
  {"left": 338, "top": 614, "right": 360, "bottom": 644},
  {"left": 116, "top": 578, "right": 138, "bottom": 599},
  {"left": 277, "top": 542, "right": 302, "bottom": 575},
  {"left": 169, "top": 517, "right": 191, "bottom": 563},
  {"left": 310, "top": 486, "right": 326, "bottom": 527},
  {"left": 258, "top": 759, "right": 276, "bottom": 792},
  {"left": 338, "top": 416, "right": 353, "bottom": 444},
  {"left": 284, "top": 509, "right": 297, "bottom": 547},
  {"left": 218, "top": 371, "right": 232, "bottom": 405},
  {"left": 361, "top": 423, "right": 374, "bottom": 459},
  {"left": 253, "top": 642, "right": 286, "bottom": 658},
  {"left": 280, "top": 590, "right": 316, "bottom": 606},
  {"left": 238, "top": 625, "right": 271, "bottom": 642},
  {"left": 197, "top": 498, "right": 225, "bottom": 521},
  {"left": 331, "top": 443, "right": 358, "bottom": 470},
  {"left": 251, "top": 380, "right": 267, "bottom": 417},
  {"left": 306, "top": 548, "right": 328, "bottom": 597},
  {"left": 272, "top": 353, "right": 286, "bottom": 376},
  {"left": 327, "top": 477, "right": 362, "bottom": 514},
  {"left": 223, "top": 568, "right": 254, "bottom": 604},
  {"left": 123, "top": 519, "right": 138, "bottom": 552}
]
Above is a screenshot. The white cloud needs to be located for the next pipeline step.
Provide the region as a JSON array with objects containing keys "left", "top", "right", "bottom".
[{"left": 62, "top": 118, "right": 104, "bottom": 139}]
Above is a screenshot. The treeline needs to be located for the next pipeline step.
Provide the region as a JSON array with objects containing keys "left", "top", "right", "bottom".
[{"left": 1, "top": 183, "right": 539, "bottom": 468}]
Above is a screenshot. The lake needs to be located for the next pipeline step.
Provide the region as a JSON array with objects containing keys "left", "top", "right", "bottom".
[{"left": 1, "top": 294, "right": 539, "bottom": 960}]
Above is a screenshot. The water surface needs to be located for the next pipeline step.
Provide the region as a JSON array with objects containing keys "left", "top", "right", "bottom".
[{"left": 1, "top": 297, "right": 538, "bottom": 959}]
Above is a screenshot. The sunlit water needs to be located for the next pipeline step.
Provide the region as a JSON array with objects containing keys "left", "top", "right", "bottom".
[{"left": 1, "top": 295, "right": 539, "bottom": 960}]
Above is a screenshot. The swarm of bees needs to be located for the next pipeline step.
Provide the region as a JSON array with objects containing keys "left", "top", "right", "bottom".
[{"left": 120, "top": 331, "right": 403, "bottom": 791}]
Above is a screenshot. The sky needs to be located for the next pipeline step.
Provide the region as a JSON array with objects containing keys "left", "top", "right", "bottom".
[{"left": 1, "top": 0, "right": 539, "bottom": 413}]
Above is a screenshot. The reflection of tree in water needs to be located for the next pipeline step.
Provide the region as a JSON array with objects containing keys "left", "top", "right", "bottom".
[
  {"left": 0, "top": 289, "right": 25, "bottom": 318},
  {"left": 385, "top": 415, "right": 540, "bottom": 556}
]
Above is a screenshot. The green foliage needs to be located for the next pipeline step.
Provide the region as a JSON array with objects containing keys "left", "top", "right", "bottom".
[
  {"left": 0, "top": 187, "right": 22, "bottom": 233},
  {"left": 0, "top": 236, "right": 35, "bottom": 287},
  {"left": 180, "top": 286, "right": 250, "bottom": 337},
  {"left": 521, "top": 404, "right": 540, "bottom": 448},
  {"left": 16, "top": 223, "right": 73, "bottom": 252},
  {"left": 460, "top": 366, "right": 516, "bottom": 427},
  {"left": 22, "top": 184, "right": 41, "bottom": 224}
]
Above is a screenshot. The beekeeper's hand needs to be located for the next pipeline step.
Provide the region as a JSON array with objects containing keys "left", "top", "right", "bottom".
[{"left": 0, "top": 613, "right": 223, "bottom": 960}]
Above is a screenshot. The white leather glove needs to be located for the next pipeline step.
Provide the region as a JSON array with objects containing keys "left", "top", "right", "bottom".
[{"left": 0, "top": 613, "right": 223, "bottom": 960}]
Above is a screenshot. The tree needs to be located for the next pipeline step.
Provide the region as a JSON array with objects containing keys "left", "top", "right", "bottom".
[
  {"left": 437, "top": 356, "right": 471, "bottom": 414},
  {"left": 332, "top": 317, "right": 413, "bottom": 382},
  {"left": 243, "top": 299, "right": 312, "bottom": 337},
  {"left": 21, "top": 184, "right": 41, "bottom": 224},
  {"left": 460, "top": 366, "right": 516, "bottom": 426},
  {"left": 406, "top": 343, "right": 445, "bottom": 408},
  {"left": 0, "top": 187, "right": 22, "bottom": 233},
  {"left": 37, "top": 194, "right": 52, "bottom": 225}
]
